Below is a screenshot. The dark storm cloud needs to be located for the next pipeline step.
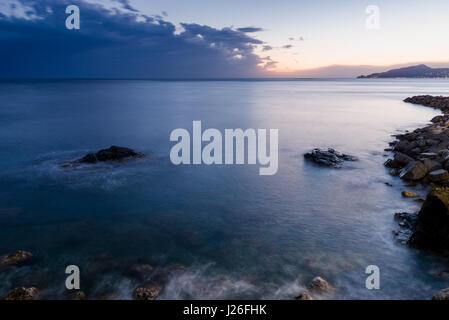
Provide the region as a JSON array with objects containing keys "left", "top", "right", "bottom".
[{"left": 0, "top": 0, "right": 268, "bottom": 78}]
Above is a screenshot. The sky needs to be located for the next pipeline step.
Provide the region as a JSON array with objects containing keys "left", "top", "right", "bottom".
[{"left": 1, "top": 0, "right": 449, "bottom": 78}]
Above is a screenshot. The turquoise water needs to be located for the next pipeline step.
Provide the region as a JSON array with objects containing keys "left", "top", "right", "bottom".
[{"left": 1, "top": 79, "right": 449, "bottom": 299}]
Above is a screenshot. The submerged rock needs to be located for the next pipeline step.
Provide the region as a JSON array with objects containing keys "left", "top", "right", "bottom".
[
  {"left": 304, "top": 148, "right": 357, "bottom": 167},
  {"left": 2, "top": 287, "right": 39, "bottom": 300},
  {"left": 294, "top": 292, "right": 313, "bottom": 300},
  {"left": 66, "top": 290, "right": 87, "bottom": 300},
  {"left": 133, "top": 282, "right": 163, "bottom": 300},
  {"left": 63, "top": 146, "right": 146, "bottom": 167},
  {"left": 0, "top": 250, "right": 33, "bottom": 268},
  {"left": 306, "top": 276, "right": 332, "bottom": 294},
  {"left": 433, "top": 288, "right": 449, "bottom": 300}
]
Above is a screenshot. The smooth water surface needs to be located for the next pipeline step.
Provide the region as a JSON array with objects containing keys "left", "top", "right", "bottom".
[{"left": 1, "top": 79, "right": 449, "bottom": 299}]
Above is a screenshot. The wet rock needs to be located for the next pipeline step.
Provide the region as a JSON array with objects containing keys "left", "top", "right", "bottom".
[
  {"left": 67, "top": 290, "right": 87, "bottom": 300},
  {"left": 399, "top": 161, "right": 427, "bottom": 181},
  {"left": 420, "top": 152, "right": 439, "bottom": 158},
  {"left": 384, "top": 153, "right": 414, "bottom": 169},
  {"left": 409, "top": 188, "right": 449, "bottom": 249},
  {"left": 389, "top": 168, "right": 399, "bottom": 176},
  {"left": 306, "top": 276, "right": 332, "bottom": 294},
  {"left": 423, "top": 158, "right": 442, "bottom": 172},
  {"left": 428, "top": 169, "right": 449, "bottom": 183},
  {"left": 133, "top": 282, "right": 163, "bottom": 300},
  {"left": 65, "top": 146, "right": 146, "bottom": 166},
  {"left": 0, "top": 250, "right": 33, "bottom": 268},
  {"left": 432, "top": 288, "right": 449, "bottom": 300},
  {"left": 394, "top": 212, "right": 418, "bottom": 230},
  {"left": 401, "top": 191, "right": 420, "bottom": 198},
  {"left": 2, "top": 287, "right": 39, "bottom": 300},
  {"left": 304, "top": 148, "right": 357, "bottom": 167},
  {"left": 294, "top": 292, "right": 313, "bottom": 300}
]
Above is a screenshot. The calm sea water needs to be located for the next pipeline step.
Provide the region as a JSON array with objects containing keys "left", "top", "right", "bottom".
[{"left": 1, "top": 79, "right": 449, "bottom": 299}]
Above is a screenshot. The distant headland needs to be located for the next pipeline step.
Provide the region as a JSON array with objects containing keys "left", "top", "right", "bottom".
[{"left": 357, "top": 64, "right": 449, "bottom": 79}]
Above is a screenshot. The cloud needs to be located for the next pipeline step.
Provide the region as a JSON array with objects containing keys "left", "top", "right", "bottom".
[
  {"left": 0, "top": 0, "right": 269, "bottom": 78},
  {"left": 236, "top": 27, "right": 263, "bottom": 33},
  {"left": 262, "top": 45, "right": 273, "bottom": 51},
  {"left": 113, "top": 0, "right": 138, "bottom": 12},
  {"left": 282, "top": 44, "right": 294, "bottom": 49}
]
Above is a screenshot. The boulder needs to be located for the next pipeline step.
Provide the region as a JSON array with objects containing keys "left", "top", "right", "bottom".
[
  {"left": 432, "top": 288, "right": 449, "bottom": 300},
  {"left": 0, "top": 250, "right": 33, "bottom": 268},
  {"left": 306, "top": 276, "right": 332, "bottom": 294},
  {"left": 428, "top": 169, "right": 449, "bottom": 183},
  {"left": 401, "top": 191, "right": 420, "bottom": 198},
  {"left": 385, "top": 153, "right": 414, "bottom": 169},
  {"left": 294, "top": 292, "right": 313, "bottom": 300},
  {"left": 409, "top": 188, "right": 449, "bottom": 248},
  {"left": 133, "top": 282, "right": 163, "bottom": 300},
  {"left": 304, "top": 148, "right": 357, "bottom": 167},
  {"left": 66, "top": 146, "right": 146, "bottom": 166},
  {"left": 2, "top": 287, "right": 39, "bottom": 300},
  {"left": 399, "top": 161, "right": 427, "bottom": 181},
  {"left": 423, "top": 158, "right": 442, "bottom": 172}
]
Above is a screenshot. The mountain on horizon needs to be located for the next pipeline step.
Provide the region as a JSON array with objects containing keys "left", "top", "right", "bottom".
[{"left": 357, "top": 64, "right": 449, "bottom": 79}]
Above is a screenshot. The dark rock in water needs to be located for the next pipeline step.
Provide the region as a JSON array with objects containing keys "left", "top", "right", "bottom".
[
  {"left": 394, "top": 212, "right": 418, "bottom": 230},
  {"left": 0, "top": 250, "right": 33, "bottom": 268},
  {"left": 2, "top": 287, "right": 39, "bottom": 300},
  {"left": 393, "top": 212, "right": 418, "bottom": 245},
  {"left": 304, "top": 148, "right": 357, "bottom": 167},
  {"left": 428, "top": 169, "right": 449, "bottom": 183},
  {"left": 294, "top": 292, "right": 313, "bottom": 300},
  {"left": 409, "top": 188, "right": 449, "bottom": 249},
  {"left": 306, "top": 276, "right": 332, "bottom": 294},
  {"left": 432, "top": 288, "right": 449, "bottom": 300},
  {"left": 384, "top": 153, "right": 414, "bottom": 169},
  {"left": 133, "top": 282, "right": 163, "bottom": 300},
  {"left": 66, "top": 290, "right": 87, "bottom": 300},
  {"left": 78, "top": 146, "right": 145, "bottom": 163},
  {"left": 399, "top": 161, "right": 427, "bottom": 181},
  {"left": 63, "top": 146, "right": 146, "bottom": 167}
]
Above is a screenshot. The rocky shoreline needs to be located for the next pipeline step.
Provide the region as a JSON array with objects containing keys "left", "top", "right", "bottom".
[
  {"left": 386, "top": 95, "right": 449, "bottom": 300},
  {"left": 0, "top": 249, "right": 333, "bottom": 300}
]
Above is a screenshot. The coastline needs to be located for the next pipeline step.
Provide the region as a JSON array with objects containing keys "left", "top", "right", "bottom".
[{"left": 386, "top": 96, "right": 449, "bottom": 256}]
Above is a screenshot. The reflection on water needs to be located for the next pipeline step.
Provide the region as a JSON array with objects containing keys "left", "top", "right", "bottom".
[{"left": 1, "top": 79, "right": 449, "bottom": 299}]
